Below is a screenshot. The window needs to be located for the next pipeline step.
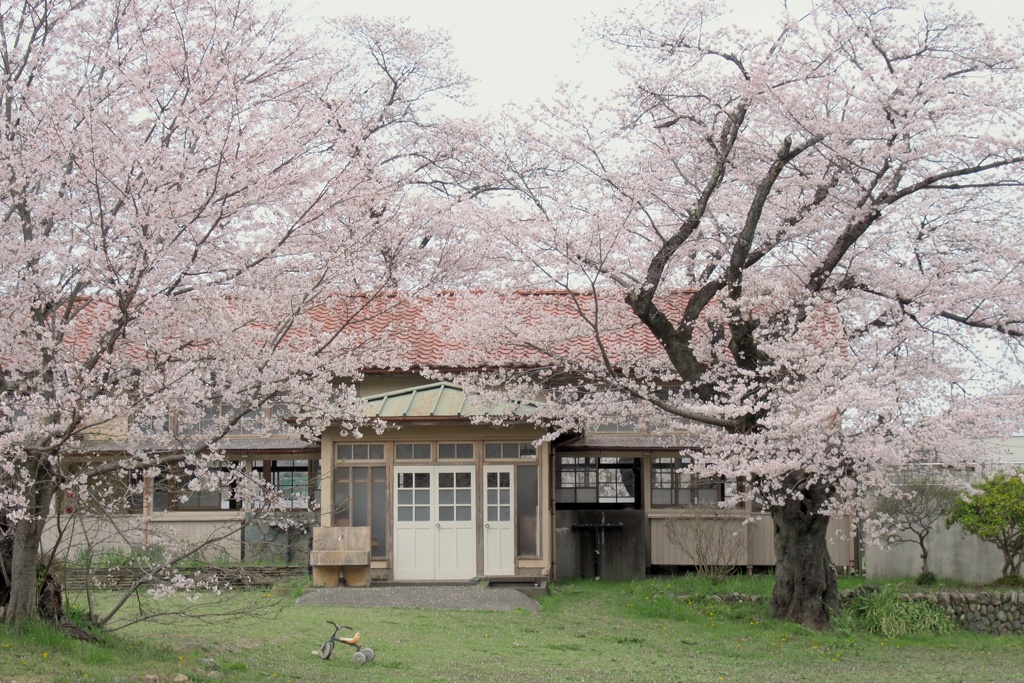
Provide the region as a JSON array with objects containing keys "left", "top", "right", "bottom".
[
  {"left": 72, "top": 469, "right": 146, "bottom": 514},
  {"left": 272, "top": 460, "right": 307, "bottom": 501},
  {"left": 516, "top": 465, "right": 540, "bottom": 557},
  {"left": 438, "top": 471, "right": 472, "bottom": 521},
  {"left": 555, "top": 457, "right": 597, "bottom": 504},
  {"left": 395, "top": 471, "right": 431, "bottom": 521},
  {"left": 438, "top": 443, "right": 474, "bottom": 460},
  {"left": 264, "top": 403, "right": 292, "bottom": 434},
  {"left": 253, "top": 459, "right": 320, "bottom": 510},
  {"left": 336, "top": 443, "right": 385, "bottom": 462},
  {"left": 334, "top": 465, "right": 387, "bottom": 558},
  {"left": 395, "top": 443, "right": 431, "bottom": 460},
  {"left": 593, "top": 420, "right": 637, "bottom": 433},
  {"left": 175, "top": 402, "right": 283, "bottom": 437},
  {"left": 152, "top": 465, "right": 239, "bottom": 511},
  {"left": 555, "top": 457, "right": 638, "bottom": 505},
  {"left": 179, "top": 402, "right": 240, "bottom": 436},
  {"left": 485, "top": 442, "right": 537, "bottom": 459},
  {"left": 596, "top": 458, "right": 637, "bottom": 504},
  {"left": 651, "top": 456, "right": 732, "bottom": 506}
]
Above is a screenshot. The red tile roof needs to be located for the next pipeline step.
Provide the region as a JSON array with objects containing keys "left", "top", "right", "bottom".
[
  {"left": 45, "top": 289, "right": 836, "bottom": 373},
  {"left": 303, "top": 290, "right": 690, "bottom": 371}
]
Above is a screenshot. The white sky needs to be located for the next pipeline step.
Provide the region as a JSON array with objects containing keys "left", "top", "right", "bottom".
[{"left": 297, "top": 0, "right": 1020, "bottom": 114}]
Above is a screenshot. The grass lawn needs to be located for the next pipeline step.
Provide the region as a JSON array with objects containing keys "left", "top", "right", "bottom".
[{"left": 1, "top": 576, "right": 1021, "bottom": 683}]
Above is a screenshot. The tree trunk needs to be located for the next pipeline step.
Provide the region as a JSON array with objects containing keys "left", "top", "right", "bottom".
[
  {"left": 6, "top": 519, "right": 47, "bottom": 622},
  {"left": 1001, "top": 546, "right": 1021, "bottom": 577},
  {"left": 769, "top": 481, "right": 839, "bottom": 630},
  {"left": 38, "top": 571, "right": 64, "bottom": 623},
  {"left": 5, "top": 478, "right": 56, "bottom": 624},
  {"left": 0, "top": 521, "right": 11, "bottom": 610}
]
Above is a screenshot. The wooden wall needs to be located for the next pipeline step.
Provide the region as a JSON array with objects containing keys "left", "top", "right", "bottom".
[
  {"left": 42, "top": 512, "right": 246, "bottom": 563},
  {"left": 649, "top": 512, "right": 854, "bottom": 569}
]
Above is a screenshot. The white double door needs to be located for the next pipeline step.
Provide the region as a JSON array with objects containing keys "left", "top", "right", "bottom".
[
  {"left": 393, "top": 465, "right": 516, "bottom": 580},
  {"left": 394, "top": 466, "right": 476, "bottom": 580}
]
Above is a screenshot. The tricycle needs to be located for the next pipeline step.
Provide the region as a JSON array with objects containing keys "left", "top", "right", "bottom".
[{"left": 318, "top": 620, "right": 375, "bottom": 666}]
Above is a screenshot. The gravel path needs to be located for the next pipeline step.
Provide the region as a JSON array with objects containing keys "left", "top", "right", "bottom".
[{"left": 296, "top": 585, "right": 541, "bottom": 611}]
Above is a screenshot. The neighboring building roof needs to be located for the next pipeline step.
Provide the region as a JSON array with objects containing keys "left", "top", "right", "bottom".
[
  {"left": 218, "top": 438, "right": 316, "bottom": 452},
  {"left": 556, "top": 433, "right": 699, "bottom": 451},
  {"left": 81, "top": 434, "right": 317, "bottom": 454},
  {"left": 362, "top": 381, "right": 537, "bottom": 418}
]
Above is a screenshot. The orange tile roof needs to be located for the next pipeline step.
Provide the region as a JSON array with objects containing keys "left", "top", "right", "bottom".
[
  {"left": 302, "top": 290, "right": 691, "bottom": 371},
  {"left": 37, "top": 289, "right": 838, "bottom": 374}
]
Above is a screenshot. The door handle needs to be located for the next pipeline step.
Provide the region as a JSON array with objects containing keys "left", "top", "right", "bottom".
[
  {"left": 435, "top": 523, "right": 440, "bottom": 528},
  {"left": 485, "top": 524, "right": 490, "bottom": 529}
]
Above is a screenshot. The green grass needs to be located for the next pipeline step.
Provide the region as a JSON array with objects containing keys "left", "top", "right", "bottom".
[
  {"left": 839, "top": 583, "right": 958, "bottom": 638},
  {"left": 1, "top": 577, "right": 1022, "bottom": 683}
]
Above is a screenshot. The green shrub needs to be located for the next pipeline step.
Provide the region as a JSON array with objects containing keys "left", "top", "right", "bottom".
[
  {"left": 947, "top": 471, "right": 1024, "bottom": 579},
  {"left": 847, "top": 584, "right": 956, "bottom": 638},
  {"left": 915, "top": 571, "right": 938, "bottom": 586}
]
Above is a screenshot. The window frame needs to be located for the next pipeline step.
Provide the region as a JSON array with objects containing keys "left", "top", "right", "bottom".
[
  {"left": 484, "top": 441, "right": 537, "bottom": 460},
  {"left": 650, "top": 455, "right": 735, "bottom": 508},
  {"left": 437, "top": 442, "right": 475, "bottom": 461},
  {"left": 152, "top": 463, "right": 240, "bottom": 512},
  {"left": 554, "top": 456, "right": 640, "bottom": 507},
  {"left": 515, "top": 464, "right": 541, "bottom": 558},
  {"left": 253, "top": 458, "right": 321, "bottom": 510},
  {"left": 336, "top": 443, "right": 385, "bottom": 462},
  {"left": 333, "top": 463, "right": 388, "bottom": 559},
  {"left": 394, "top": 442, "right": 433, "bottom": 461},
  {"left": 555, "top": 456, "right": 598, "bottom": 504}
]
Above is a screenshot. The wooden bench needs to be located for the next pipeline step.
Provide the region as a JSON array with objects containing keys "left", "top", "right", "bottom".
[{"left": 309, "top": 526, "right": 371, "bottom": 587}]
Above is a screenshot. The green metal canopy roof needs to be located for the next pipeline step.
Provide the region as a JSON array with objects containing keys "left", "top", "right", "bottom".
[{"left": 362, "top": 382, "right": 537, "bottom": 419}]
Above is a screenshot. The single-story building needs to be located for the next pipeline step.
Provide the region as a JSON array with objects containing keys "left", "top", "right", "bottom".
[{"left": 46, "top": 292, "right": 857, "bottom": 586}]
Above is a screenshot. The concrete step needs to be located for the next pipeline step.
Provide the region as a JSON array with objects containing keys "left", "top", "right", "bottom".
[{"left": 485, "top": 576, "right": 548, "bottom": 598}]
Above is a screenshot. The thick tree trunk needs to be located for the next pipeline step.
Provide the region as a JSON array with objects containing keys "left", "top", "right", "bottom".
[
  {"left": 769, "top": 481, "right": 839, "bottom": 630},
  {"left": 5, "top": 476, "right": 56, "bottom": 624},
  {"left": 6, "top": 518, "right": 47, "bottom": 623}
]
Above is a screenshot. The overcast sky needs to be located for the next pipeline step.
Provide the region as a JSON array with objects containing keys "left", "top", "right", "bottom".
[{"left": 295, "top": 0, "right": 1021, "bottom": 114}]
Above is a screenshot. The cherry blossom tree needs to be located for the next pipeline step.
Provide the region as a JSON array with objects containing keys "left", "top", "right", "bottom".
[
  {"left": 459, "top": 0, "right": 1024, "bottom": 628},
  {"left": 0, "top": 0, "right": 475, "bottom": 624}
]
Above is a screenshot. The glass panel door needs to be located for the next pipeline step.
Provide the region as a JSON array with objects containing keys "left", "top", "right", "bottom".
[
  {"left": 393, "top": 469, "right": 435, "bottom": 580},
  {"left": 484, "top": 465, "right": 515, "bottom": 576},
  {"left": 435, "top": 467, "right": 475, "bottom": 579}
]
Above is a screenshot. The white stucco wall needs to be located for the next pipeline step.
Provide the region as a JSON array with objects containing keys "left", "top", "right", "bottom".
[
  {"left": 866, "top": 436, "right": 1023, "bottom": 583},
  {"left": 866, "top": 523, "right": 1008, "bottom": 583},
  {"left": 981, "top": 435, "right": 1024, "bottom": 465}
]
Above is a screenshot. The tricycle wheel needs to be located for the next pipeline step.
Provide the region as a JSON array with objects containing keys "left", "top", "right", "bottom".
[
  {"left": 362, "top": 647, "right": 374, "bottom": 662},
  {"left": 319, "top": 641, "right": 334, "bottom": 660},
  {"left": 352, "top": 651, "right": 366, "bottom": 666}
]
